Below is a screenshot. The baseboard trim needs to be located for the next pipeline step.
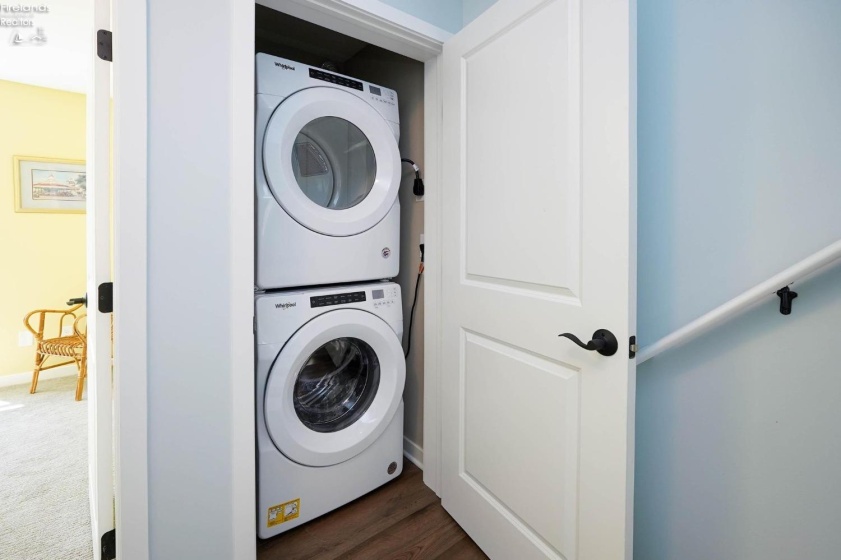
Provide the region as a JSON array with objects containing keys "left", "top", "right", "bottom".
[
  {"left": 0, "top": 364, "right": 77, "bottom": 389},
  {"left": 403, "top": 436, "right": 423, "bottom": 470}
]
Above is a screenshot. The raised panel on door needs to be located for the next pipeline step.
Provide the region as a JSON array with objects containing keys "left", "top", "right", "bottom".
[
  {"left": 462, "top": 0, "right": 580, "bottom": 300},
  {"left": 440, "top": 0, "right": 636, "bottom": 558},
  {"left": 461, "top": 330, "right": 579, "bottom": 557}
]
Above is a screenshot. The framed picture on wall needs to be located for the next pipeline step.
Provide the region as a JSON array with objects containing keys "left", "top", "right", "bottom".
[{"left": 14, "top": 156, "right": 87, "bottom": 214}]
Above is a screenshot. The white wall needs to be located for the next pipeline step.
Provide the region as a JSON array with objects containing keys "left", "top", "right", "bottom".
[
  {"left": 635, "top": 1, "right": 841, "bottom": 558},
  {"left": 146, "top": 0, "right": 240, "bottom": 557},
  {"left": 0, "top": 0, "right": 90, "bottom": 93}
]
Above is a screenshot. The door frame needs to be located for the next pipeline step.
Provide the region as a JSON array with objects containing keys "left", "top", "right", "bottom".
[
  {"left": 88, "top": 0, "right": 114, "bottom": 555},
  {"left": 113, "top": 0, "right": 448, "bottom": 558}
]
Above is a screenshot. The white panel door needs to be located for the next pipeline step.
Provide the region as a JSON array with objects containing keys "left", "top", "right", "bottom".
[
  {"left": 440, "top": 0, "right": 636, "bottom": 559},
  {"left": 87, "top": 0, "right": 114, "bottom": 557}
]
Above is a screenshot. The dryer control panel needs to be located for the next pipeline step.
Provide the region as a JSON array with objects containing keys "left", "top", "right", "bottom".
[
  {"left": 367, "top": 84, "right": 397, "bottom": 109},
  {"left": 256, "top": 54, "right": 400, "bottom": 126}
]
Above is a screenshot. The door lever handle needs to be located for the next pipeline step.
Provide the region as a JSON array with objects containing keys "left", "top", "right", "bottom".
[
  {"left": 67, "top": 295, "right": 87, "bottom": 307},
  {"left": 558, "top": 329, "right": 618, "bottom": 357}
]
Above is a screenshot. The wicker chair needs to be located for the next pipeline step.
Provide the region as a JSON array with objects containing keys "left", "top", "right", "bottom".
[{"left": 24, "top": 303, "right": 88, "bottom": 401}]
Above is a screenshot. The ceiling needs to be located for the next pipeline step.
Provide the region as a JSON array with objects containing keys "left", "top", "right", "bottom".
[{"left": 0, "top": 0, "right": 90, "bottom": 93}]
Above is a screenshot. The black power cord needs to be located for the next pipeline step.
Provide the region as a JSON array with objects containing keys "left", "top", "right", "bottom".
[
  {"left": 404, "top": 242, "right": 424, "bottom": 359},
  {"left": 401, "top": 157, "right": 424, "bottom": 358},
  {"left": 401, "top": 158, "right": 425, "bottom": 197}
]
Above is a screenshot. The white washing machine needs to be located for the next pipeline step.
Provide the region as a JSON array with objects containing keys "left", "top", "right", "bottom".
[
  {"left": 256, "top": 282, "right": 405, "bottom": 538},
  {"left": 256, "top": 53, "right": 402, "bottom": 290}
]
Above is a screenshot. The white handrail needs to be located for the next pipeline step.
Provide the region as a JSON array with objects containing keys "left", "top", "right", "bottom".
[{"left": 637, "top": 238, "right": 841, "bottom": 364}]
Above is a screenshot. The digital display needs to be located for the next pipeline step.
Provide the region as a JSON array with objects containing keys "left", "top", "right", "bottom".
[
  {"left": 369, "top": 86, "right": 381, "bottom": 96},
  {"left": 372, "top": 289, "right": 384, "bottom": 300}
]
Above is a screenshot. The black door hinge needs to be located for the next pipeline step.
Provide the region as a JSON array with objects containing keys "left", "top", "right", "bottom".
[
  {"left": 101, "top": 529, "right": 116, "bottom": 560},
  {"left": 97, "top": 29, "right": 112, "bottom": 61},
  {"left": 98, "top": 282, "right": 113, "bottom": 313},
  {"left": 629, "top": 335, "right": 638, "bottom": 359}
]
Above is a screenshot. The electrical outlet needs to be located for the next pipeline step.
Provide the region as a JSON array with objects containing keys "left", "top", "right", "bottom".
[
  {"left": 18, "top": 331, "right": 34, "bottom": 347},
  {"left": 61, "top": 325, "right": 74, "bottom": 336}
]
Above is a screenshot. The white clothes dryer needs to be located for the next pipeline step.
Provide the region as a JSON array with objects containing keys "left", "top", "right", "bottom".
[
  {"left": 256, "top": 53, "right": 401, "bottom": 290},
  {"left": 256, "top": 282, "right": 405, "bottom": 538}
]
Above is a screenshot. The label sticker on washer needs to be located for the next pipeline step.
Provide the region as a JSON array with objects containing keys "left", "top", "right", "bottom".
[{"left": 267, "top": 499, "right": 300, "bottom": 527}]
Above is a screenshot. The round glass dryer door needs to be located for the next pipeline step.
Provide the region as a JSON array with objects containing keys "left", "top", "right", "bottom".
[
  {"left": 264, "top": 309, "right": 405, "bottom": 467},
  {"left": 292, "top": 118, "right": 376, "bottom": 211},
  {"left": 263, "top": 87, "right": 400, "bottom": 237}
]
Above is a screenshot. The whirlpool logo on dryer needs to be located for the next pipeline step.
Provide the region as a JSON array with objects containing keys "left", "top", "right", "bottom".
[
  {"left": 275, "top": 302, "right": 297, "bottom": 310},
  {"left": 274, "top": 62, "right": 295, "bottom": 71}
]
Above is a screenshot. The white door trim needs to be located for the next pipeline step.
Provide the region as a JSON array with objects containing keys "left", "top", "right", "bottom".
[
  {"left": 421, "top": 53, "right": 444, "bottom": 496},
  {"left": 88, "top": 0, "right": 114, "bottom": 554},
  {"left": 231, "top": 3, "right": 258, "bottom": 559},
  {"left": 113, "top": 0, "right": 150, "bottom": 557}
]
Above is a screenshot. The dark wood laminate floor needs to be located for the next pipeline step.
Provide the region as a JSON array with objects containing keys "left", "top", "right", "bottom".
[{"left": 257, "top": 460, "right": 488, "bottom": 560}]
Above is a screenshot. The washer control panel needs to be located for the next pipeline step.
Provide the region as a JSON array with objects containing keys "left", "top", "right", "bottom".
[
  {"left": 372, "top": 285, "right": 400, "bottom": 309},
  {"left": 310, "top": 291, "right": 366, "bottom": 308},
  {"left": 306, "top": 285, "right": 400, "bottom": 310}
]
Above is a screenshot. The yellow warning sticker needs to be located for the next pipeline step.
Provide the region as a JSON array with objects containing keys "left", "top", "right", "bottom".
[{"left": 267, "top": 499, "right": 300, "bottom": 528}]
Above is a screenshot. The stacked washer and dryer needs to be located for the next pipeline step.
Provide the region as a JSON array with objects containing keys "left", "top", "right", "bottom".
[{"left": 254, "top": 53, "right": 407, "bottom": 538}]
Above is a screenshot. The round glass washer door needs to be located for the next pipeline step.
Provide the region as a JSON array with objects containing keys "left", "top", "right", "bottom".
[
  {"left": 263, "top": 87, "right": 401, "bottom": 237},
  {"left": 294, "top": 336, "right": 380, "bottom": 433},
  {"left": 264, "top": 309, "right": 405, "bottom": 467}
]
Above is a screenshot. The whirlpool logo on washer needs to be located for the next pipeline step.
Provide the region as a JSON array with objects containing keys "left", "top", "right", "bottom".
[
  {"left": 381, "top": 247, "right": 391, "bottom": 259},
  {"left": 274, "top": 62, "right": 295, "bottom": 71},
  {"left": 275, "top": 302, "right": 297, "bottom": 310}
]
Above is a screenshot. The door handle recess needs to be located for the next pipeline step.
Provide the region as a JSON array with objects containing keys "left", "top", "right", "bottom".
[{"left": 558, "top": 329, "right": 618, "bottom": 357}]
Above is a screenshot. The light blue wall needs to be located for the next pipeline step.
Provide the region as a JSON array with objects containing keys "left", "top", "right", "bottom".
[
  {"left": 377, "top": 0, "right": 500, "bottom": 33},
  {"left": 638, "top": 0, "right": 841, "bottom": 343},
  {"left": 377, "top": 0, "right": 463, "bottom": 33},
  {"left": 463, "top": 0, "right": 499, "bottom": 27},
  {"left": 635, "top": 267, "right": 841, "bottom": 560},
  {"left": 636, "top": 1, "right": 841, "bottom": 558}
]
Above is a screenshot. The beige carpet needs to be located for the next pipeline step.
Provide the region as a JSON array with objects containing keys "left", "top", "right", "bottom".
[{"left": 0, "top": 376, "right": 93, "bottom": 560}]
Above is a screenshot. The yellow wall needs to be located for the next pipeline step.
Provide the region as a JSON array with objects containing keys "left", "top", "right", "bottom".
[{"left": 0, "top": 80, "right": 86, "bottom": 377}]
